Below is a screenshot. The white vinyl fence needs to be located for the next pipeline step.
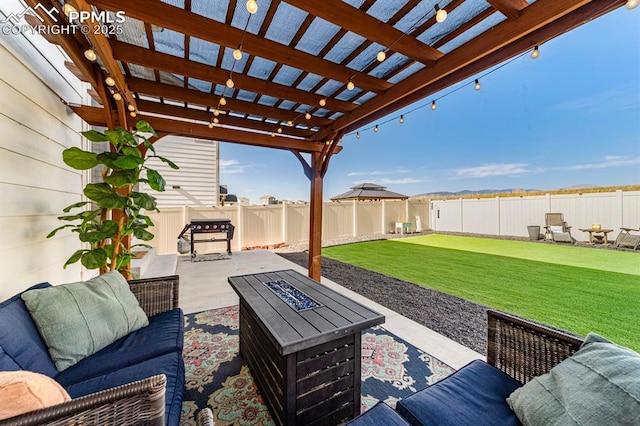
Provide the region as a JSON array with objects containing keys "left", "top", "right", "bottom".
[
  {"left": 146, "top": 190, "right": 639, "bottom": 254},
  {"left": 430, "top": 190, "right": 640, "bottom": 241}
]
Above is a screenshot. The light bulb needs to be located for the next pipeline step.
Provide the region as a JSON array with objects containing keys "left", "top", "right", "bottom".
[
  {"left": 347, "top": 80, "right": 355, "bottom": 90},
  {"left": 84, "top": 48, "right": 97, "bottom": 61},
  {"left": 129, "top": 111, "right": 137, "bottom": 118},
  {"left": 246, "top": 0, "right": 258, "bottom": 14},
  {"left": 233, "top": 48, "right": 243, "bottom": 60},
  {"left": 474, "top": 79, "right": 481, "bottom": 91},
  {"left": 287, "top": 120, "right": 293, "bottom": 127},
  {"left": 105, "top": 76, "right": 116, "bottom": 87},
  {"left": 319, "top": 98, "right": 326, "bottom": 107},
  {"left": 226, "top": 78, "right": 234, "bottom": 88},
  {"left": 112, "top": 91, "right": 122, "bottom": 101},
  {"left": 374, "top": 125, "right": 379, "bottom": 133},
  {"left": 435, "top": 5, "right": 447, "bottom": 23},
  {"left": 277, "top": 127, "right": 282, "bottom": 133},
  {"left": 219, "top": 97, "right": 227, "bottom": 106},
  {"left": 63, "top": 3, "right": 77, "bottom": 17},
  {"left": 376, "top": 50, "right": 386, "bottom": 62},
  {"left": 305, "top": 112, "right": 312, "bottom": 120},
  {"left": 127, "top": 104, "right": 135, "bottom": 112},
  {"left": 208, "top": 122, "right": 214, "bottom": 129},
  {"left": 530, "top": 45, "right": 540, "bottom": 59},
  {"left": 431, "top": 100, "right": 437, "bottom": 110},
  {"left": 213, "top": 109, "right": 220, "bottom": 116},
  {"left": 356, "top": 132, "right": 360, "bottom": 139},
  {"left": 213, "top": 117, "right": 219, "bottom": 124},
  {"left": 626, "top": 0, "right": 639, "bottom": 9},
  {"left": 271, "top": 132, "right": 275, "bottom": 137},
  {"left": 399, "top": 115, "right": 404, "bottom": 124}
]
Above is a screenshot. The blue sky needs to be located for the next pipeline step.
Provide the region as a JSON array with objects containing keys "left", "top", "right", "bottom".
[{"left": 220, "top": 7, "right": 640, "bottom": 204}]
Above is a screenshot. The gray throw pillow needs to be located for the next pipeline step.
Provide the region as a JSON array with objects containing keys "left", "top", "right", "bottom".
[
  {"left": 21, "top": 271, "right": 148, "bottom": 371},
  {"left": 506, "top": 333, "right": 640, "bottom": 425}
]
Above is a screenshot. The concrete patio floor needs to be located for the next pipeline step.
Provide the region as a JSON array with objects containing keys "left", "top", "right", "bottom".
[{"left": 170, "top": 249, "right": 482, "bottom": 370}]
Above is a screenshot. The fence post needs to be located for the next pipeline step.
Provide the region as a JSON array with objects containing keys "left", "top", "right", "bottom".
[
  {"left": 616, "top": 189, "right": 624, "bottom": 228},
  {"left": 381, "top": 199, "right": 387, "bottom": 234},
  {"left": 237, "top": 204, "right": 244, "bottom": 250},
  {"left": 282, "top": 202, "right": 288, "bottom": 245}
]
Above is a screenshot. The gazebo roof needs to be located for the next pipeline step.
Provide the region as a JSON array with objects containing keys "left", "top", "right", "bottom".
[{"left": 331, "top": 183, "right": 409, "bottom": 201}]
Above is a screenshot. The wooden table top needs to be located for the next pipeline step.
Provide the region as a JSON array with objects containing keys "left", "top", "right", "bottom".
[
  {"left": 579, "top": 228, "right": 613, "bottom": 233},
  {"left": 228, "top": 269, "right": 385, "bottom": 355}
]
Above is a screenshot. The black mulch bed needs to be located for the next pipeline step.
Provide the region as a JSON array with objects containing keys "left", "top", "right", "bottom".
[{"left": 277, "top": 252, "right": 488, "bottom": 354}]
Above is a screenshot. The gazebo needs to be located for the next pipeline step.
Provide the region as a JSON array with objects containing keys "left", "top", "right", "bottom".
[
  {"left": 21, "top": 0, "right": 632, "bottom": 280},
  {"left": 331, "top": 183, "right": 409, "bottom": 201}
]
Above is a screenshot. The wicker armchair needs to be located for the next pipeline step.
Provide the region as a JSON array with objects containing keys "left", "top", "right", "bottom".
[
  {"left": 487, "top": 309, "right": 584, "bottom": 384},
  {"left": 0, "top": 275, "right": 209, "bottom": 426}
]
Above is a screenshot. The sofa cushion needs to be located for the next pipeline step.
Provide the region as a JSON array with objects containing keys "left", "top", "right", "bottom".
[
  {"left": 63, "top": 351, "right": 185, "bottom": 426},
  {"left": 0, "top": 371, "right": 70, "bottom": 420},
  {"left": 56, "top": 308, "right": 184, "bottom": 386},
  {"left": 0, "top": 346, "right": 21, "bottom": 371},
  {"left": 396, "top": 360, "right": 522, "bottom": 426},
  {"left": 0, "top": 283, "right": 58, "bottom": 377},
  {"left": 21, "top": 271, "right": 149, "bottom": 372},
  {"left": 347, "top": 402, "right": 411, "bottom": 425},
  {"left": 507, "top": 333, "right": 640, "bottom": 425}
]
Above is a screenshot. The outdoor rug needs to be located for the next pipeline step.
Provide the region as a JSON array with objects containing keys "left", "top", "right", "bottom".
[{"left": 180, "top": 306, "right": 454, "bottom": 425}]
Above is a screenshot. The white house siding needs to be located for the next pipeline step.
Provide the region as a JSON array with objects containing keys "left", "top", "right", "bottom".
[
  {"left": 0, "top": 4, "right": 88, "bottom": 300},
  {"left": 140, "top": 136, "right": 220, "bottom": 208}
]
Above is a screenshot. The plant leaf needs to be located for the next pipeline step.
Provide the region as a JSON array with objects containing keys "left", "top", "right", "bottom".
[
  {"left": 63, "top": 250, "right": 85, "bottom": 268},
  {"left": 133, "top": 227, "right": 154, "bottom": 241},
  {"left": 79, "top": 231, "right": 106, "bottom": 243},
  {"left": 131, "top": 192, "right": 157, "bottom": 210},
  {"left": 81, "top": 248, "right": 108, "bottom": 269},
  {"left": 122, "top": 146, "right": 143, "bottom": 158},
  {"left": 62, "top": 201, "right": 89, "bottom": 213},
  {"left": 104, "top": 169, "right": 138, "bottom": 187},
  {"left": 62, "top": 147, "right": 99, "bottom": 170},
  {"left": 47, "top": 224, "right": 75, "bottom": 238},
  {"left": 81, "top": 130, "right": 108, "bottom": 142},
  {"left": 105, "top": 128, "right": 136, "bottom": 147},
  {"left": 113, "top": 155, "right": 144, "bottom": 170},
  {"left": 135, "top": 120, "right": 157, "bottom": 137},
  {"left": 146, "top": 169, "right": 166, "bottom": 191},
  {"left": 156, "top": 156, "right": 179, "bottom": 170},
  {"left": 83, "top": 183, "right": 127, "bottom": 209}
]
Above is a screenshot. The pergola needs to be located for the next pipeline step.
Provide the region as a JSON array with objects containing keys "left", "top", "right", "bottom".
[{"left": 26, "top": 0, "right": 628, "bottom": 280}]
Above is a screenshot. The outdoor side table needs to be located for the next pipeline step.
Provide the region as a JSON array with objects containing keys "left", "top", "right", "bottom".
[
  {"left": 579, "top": 228, "right": 614, "bottom": 245},
  {"left": 228, "top": 269, "right": 385, "bottom": 426}
]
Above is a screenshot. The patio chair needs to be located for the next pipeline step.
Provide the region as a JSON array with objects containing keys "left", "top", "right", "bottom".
[
  {"left": 544, "top": 213, "right": 574, "bottom": 243},
  {"left": 614, "top": 227, "right": 640, "bottom": 250}
]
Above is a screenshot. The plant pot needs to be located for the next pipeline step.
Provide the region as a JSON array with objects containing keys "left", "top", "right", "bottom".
[{"left": 527, "top": 225, "right": 541, "bottom": 241}]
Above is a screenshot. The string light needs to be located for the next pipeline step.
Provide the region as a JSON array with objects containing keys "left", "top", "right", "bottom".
[
  {"left": 277, "top": 127, "right": 282, "bottom": 133},
  {"left": 226, "top": 76, "right": 234, "bottom": 88},
  {"left": 356, "top": 132, "right": 360, "bottom": 139},
  {"left": 474, "top": 79, "right": 481, "bottom": 91},
  {"left": 530, "top": 45, "right": 540, "bottom": 59},
  {"left": 431, "top": 100, "right": 437, "bottom": 110},
  {"left": 84, "top": 48, "right": 97, "bottom": 61},
  {"left": 305, "top": 112, "right": 312, "bottom": 120},
  {"left": 287, "top": 120, "right": 293, "bottom": 127},
  {"left": 105, "top": 76, "right": 116, "bottom": 87},
  {"left": 208, "top": 121, "right": 214, "bottom": 128},
  {"left": 319, "top": 98, "right": 326, "bottom": 107},
  {"left": 376, "top": 50, "right": 386, "bottom": 62},
  {"left": 213, "top": 109, "right": 220, "bottom": 116},
  {"left": 233, "top": 48, "right": 243, "bottom": 60},
  {"left": 219, "top": 96, "right": 227, "bottom": 106},
  {"left": 347, "top": 80, "right": 355, "bottom": 90},
  {"left": 399, "top": 115, "right": 404, "bottom": 124},
  {"left": 271, "top": 132, "right": 275, "bottom": 137},
  {"left": 213, "top": 117, "right": 219, "bottom": 124},
  {"left": 626, "top": 0, "right": 639, "bottom": 9},
  {"left": 246, "top": 0, "right": 258, "bottom": 14},
  {"left": 112, "top": 91, "right": 122, "bottom": 101},
  {"left": 129, "top": 111, "right": 137, "bottom": 118},
  {"left": 127, "top": 104, "right": 135, "bottom": 112},
  {"left": 434, "top": 4, "right": 447, "bottom": 23},
  {"left": 63, "top": 3, "right": 77, "bottom": 17},
  {"left": 374, "top": 125, "right": 379, "bottom": 133}
]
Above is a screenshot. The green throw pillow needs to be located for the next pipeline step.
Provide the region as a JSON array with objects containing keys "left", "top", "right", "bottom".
[
  {"left": 506, "top": 333, "right": 640, "bottom": 425},
  {"left": 21, "top": 271, "right": 149, "bottom": 372}
]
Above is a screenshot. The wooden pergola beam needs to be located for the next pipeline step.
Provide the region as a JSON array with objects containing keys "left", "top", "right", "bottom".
[
  {"left": 127, "top": 77, "right": 332, "bottom": 127},
  {"left": 88, "top": 0, "right": 391, "bottom": 94},
  {"left": 110, "top": 40, "right": 357, "bottom": 114},
  {"left": 71, "top": 106, "right": 325, "bottom": 153},
  {"left": 285, "top": 0, "right": 442, "bottom": 65},
  {"left": 487, "top": 0, "right": 529, "bottom": 20},
  {"left": 314, "top": 0, "right": 604, "bottom": 141}
]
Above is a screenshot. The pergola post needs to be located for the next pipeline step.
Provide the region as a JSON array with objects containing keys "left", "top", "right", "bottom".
[{"left": 308, "top": 151, "right": 323, "bottom": 281}]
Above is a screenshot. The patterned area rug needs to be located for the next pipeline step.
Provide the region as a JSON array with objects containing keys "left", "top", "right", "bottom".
[{"left": 180, "top": 307, "right": 454, "bottom": 425}]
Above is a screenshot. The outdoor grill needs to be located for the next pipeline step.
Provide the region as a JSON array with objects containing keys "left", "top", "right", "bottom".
[{"left": 178, "top": 218, "right": 234, "bottom": 259}]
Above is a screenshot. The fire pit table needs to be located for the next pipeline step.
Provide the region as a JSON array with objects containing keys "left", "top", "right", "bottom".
[{"left": 228, "top": 269, "right": 384, "bottom": 425}]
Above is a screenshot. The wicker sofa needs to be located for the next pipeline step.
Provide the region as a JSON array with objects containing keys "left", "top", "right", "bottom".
[
  {"left": 0, "top": 275, "right": 199, "bottom": 426},
  {"left": 348, "top": 309, "right": 586, "bottom": 425}
]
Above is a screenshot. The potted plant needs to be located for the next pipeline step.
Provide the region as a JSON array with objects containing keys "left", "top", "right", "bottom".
[{"left": 47, "top": 121, "right": 178, "bottom": 275}]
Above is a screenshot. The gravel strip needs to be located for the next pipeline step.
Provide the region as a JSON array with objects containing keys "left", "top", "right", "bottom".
[{"left": 277, "top": 251, "right": 489, "bottom": 354}]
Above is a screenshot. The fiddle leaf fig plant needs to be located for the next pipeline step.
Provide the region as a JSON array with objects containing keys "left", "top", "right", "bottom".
[{"left": 48, "top": 120, "right": 178, "bottom": 274}]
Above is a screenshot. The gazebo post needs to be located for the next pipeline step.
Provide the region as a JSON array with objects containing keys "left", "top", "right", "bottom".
[{"left": 308, "top": 151, "right": 323, "bottom": 281}]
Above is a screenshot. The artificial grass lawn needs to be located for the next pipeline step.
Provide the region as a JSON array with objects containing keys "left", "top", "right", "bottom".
[{"left": 323, "top": 235, "right": 640, "bottom": 351}]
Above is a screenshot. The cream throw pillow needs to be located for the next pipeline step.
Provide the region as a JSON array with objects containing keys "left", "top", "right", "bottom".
[{"left": 0, "top": 371, "right": 70, "bottom": 420}]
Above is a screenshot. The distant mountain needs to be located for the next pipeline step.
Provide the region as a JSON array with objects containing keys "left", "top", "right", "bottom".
[{"left": 414, "top": 188, "right": 540, "bottom": 197}]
